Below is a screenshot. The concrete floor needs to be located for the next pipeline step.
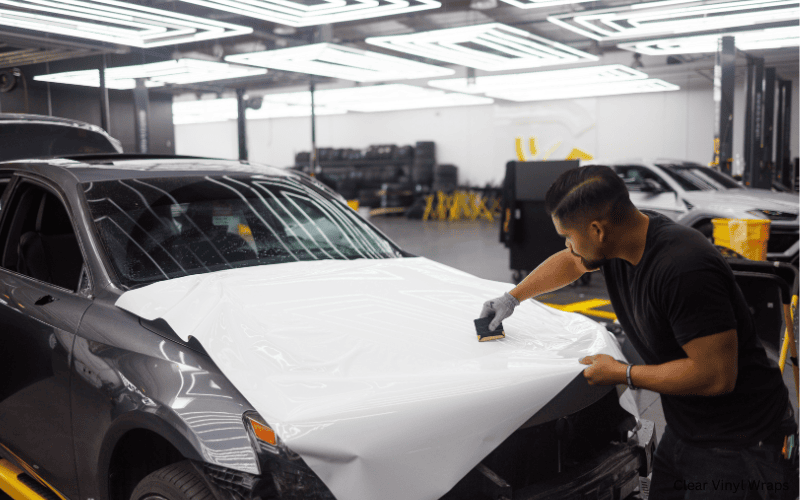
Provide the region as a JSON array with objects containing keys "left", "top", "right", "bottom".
[{"left": 369, "top": 215, "right": 800, "bottom": 444}]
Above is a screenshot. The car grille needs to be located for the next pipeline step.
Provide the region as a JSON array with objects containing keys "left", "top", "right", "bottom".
[
  {"left": 440, "top": 389, "right": 638, "bottom": 499},
  {"left": 768, "top": 228, "right": 799, "bottom": 254}
]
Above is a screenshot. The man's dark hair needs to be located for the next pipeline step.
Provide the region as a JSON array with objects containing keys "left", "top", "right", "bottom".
[{"left": 545, "top": 165, "right": 635, "bottom": 227}]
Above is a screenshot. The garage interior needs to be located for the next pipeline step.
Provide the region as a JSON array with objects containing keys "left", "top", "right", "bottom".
[{"left": 0, "top": 0, "right": 799, "bottom": 498}]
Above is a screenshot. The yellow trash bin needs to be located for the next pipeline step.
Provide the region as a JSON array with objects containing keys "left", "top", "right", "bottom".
[{"left": 712, "top": 218, "right": 771, "bottom": 261}]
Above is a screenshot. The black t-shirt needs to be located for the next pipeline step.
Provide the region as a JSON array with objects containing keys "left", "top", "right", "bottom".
[{"left": 602, "top": 212, "right": 789, "bottom": 447}]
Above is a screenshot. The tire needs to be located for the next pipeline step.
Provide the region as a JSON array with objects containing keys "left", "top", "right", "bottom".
[{"left": 130, "top": 461, "right": 215, "bottom": 500}]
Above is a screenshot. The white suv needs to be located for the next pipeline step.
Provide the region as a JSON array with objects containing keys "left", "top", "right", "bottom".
[{"left": 588, "top": 159, "right": 799, "bottom": 266}]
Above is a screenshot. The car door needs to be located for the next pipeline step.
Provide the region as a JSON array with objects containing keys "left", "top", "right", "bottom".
[
  {"left": 0, "top": 177, "right": 92, "bottom": 500},
  {"left": 614, "top": 165, "right": 686, "bottom": 220}
]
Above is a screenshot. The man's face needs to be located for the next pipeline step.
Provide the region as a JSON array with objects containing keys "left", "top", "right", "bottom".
[{"left": 552, "top": 216, "right": 609, "bottom": 271}]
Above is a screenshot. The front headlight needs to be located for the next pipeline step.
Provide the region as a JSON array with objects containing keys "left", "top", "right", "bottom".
[{"left": 746, "top": 209, "right": 797, "bottom": 221}]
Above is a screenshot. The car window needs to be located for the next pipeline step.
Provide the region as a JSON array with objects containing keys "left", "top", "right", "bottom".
[
  {"left": 0, "top": 123, "right": 119, "bottom": 162},
  {"left": 0, "top": 177, "right": 9, "bottom": 211},
  {"left": 615, "top": 166, "right": 672, "bottom": 192},
  {"left": 82, "top": 175, "right": 402, "bottom": 289},
  {"left": 0, "top": 182, "right": 85, "bottom": 291},
  {"left": 657, "top": 164, "right": 741, "bottom": 191}
]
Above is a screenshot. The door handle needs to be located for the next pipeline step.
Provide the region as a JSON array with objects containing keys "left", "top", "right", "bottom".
[{"left": 35, "top": 295, "right": 57, "bottom": 306}]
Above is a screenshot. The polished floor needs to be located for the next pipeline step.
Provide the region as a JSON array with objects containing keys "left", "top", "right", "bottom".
[{"left": 369, "top": 215, "right": 800, "bottom": 444}]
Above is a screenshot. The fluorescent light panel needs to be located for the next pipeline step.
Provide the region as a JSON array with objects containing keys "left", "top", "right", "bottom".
[
  {"left": 497, "top": 0, "right": 594, "bottom": 8},
  {"left": 366, "top": 23, "right": 598, "bottom": 71},
  {"left": 618, "top": 26, "right": 800, "bottom": 54},
  {"left": 175, "top": 0, "right": 440, "bottom": 27},
  {"left": 0, "top": 0, "right": 252, "bottom": 48},
  {"left": 34, "top": 60, "right": 267, "bottom": 90},
  {"left": 260, "top": 84, "right": 493, "bottom": 112},
  {"left": 428, "top": 64, "right": 679, "bottom": 101},
  {"left": 226, "top": 43, "right": 453, "bottom": 82},
  {"left": 173, "top": 98, "right": 346, "bottom": 125},
  {"left": 548, "top": 0, "right": 799, "bottom": 41}
]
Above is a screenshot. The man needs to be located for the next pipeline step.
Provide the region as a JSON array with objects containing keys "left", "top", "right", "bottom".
[{"left": 480, "top": 165, "right": 797, "bottom": 499}]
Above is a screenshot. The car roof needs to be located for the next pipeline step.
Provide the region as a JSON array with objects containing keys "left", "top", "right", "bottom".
[
  {"left": 0, "top": 113, "right": 107, "bottom": 133},
  {"left": 2, "top": 155, "right": 295, "bottom": 184},
  {"left": 585, "top": 158, "right": 705, "bottom": 167}
]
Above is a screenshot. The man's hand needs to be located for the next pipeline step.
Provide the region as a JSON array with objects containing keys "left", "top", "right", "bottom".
[
  {"left": 579, "top": 354, "right": 627, "bottom": 386},
  {"left": 479, "top": 292, "right": 520, "bottom": 330}
]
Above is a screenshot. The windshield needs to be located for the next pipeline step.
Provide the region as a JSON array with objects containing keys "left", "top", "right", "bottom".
[
  {"left": 657, "top": 164, "right": 741, "bottom": 191},
  {"left": 0, "top": 123, "right": 119, "bottom": 161},
  {"left": 83, "top": 175, "right": 402, "bottom": 289}
]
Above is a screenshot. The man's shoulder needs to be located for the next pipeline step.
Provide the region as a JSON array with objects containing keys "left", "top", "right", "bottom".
[{"left": 647, "top": 214, "right": 717, "bottom": 263}]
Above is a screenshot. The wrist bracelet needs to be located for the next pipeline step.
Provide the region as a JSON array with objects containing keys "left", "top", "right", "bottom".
[{"left": 626, "top": 364, "right": 636, "bottom": 390}]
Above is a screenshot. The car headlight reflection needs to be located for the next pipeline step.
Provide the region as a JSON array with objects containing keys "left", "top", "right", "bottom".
[{"left": 746, "top": 209, "right": 796, "bottom": 221}]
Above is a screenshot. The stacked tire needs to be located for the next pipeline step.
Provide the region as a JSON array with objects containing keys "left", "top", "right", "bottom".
[
  {"left": 433, "top": 164, "right": 458, "bottom": 192},
  {"left": 412, "top": 141, "right": 435, "bottom": 186}
]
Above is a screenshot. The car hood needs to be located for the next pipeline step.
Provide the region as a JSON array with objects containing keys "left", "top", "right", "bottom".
[
  {"left": 117, "top": 257, "right": 635, "bottom": 500},
  {"left": 684, "top": 189, "right": 799, "bottom": 215}
]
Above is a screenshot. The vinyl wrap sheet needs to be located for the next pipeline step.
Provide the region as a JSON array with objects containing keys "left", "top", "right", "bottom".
[{"left": 116, "top": 257, "right": 637, "bottom": 500}]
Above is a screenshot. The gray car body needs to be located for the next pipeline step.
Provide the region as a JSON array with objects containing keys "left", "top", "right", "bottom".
[
  {"left": 0, "top": 153, "right": 652, "bottom": 500},
  {"left": 0, "top": 158, "right": 364, "bottom": 500}
]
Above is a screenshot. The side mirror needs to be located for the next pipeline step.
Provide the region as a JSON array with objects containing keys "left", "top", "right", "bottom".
[{"left": 641, "top": 179, "right": 664, "bottom": 193}]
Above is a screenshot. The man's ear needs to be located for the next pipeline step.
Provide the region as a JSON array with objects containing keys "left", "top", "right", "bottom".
[{"left": 590, "top": 220, "right": 606, "bottom": 243}]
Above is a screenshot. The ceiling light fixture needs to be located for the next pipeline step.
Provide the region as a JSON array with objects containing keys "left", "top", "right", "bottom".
[
  {"left": 470, "top": 0, "right": 498, "bottom": 10},
  {"left": 260, "top": 84, "right": 493, "bottom": 112},
  {"left": 174, "top": 0, "right": 440, "bottom": 28},
  {"left": 172, "top": 98, "right": 347, "bottom": 125},
  {"left": 34, "top": 59, "right": 267, "bottom": 90},
  {"left": 497, "top": 0, "right": 595, "bottom": 8},
  {"left": 428, "top": 64, "right": 679, "bottom": 101},
  {"left": 618, "top": 26, "right": 800, "bottom": 54},
  {"left": 225, "top": 43, "right": 454, "bottom": 82},
  {"left": 0, "top": 0, "right": 252, "bottom": 48},
  {"left": 548, "top": 0, "right": 799, "bottom": 41},
  {"left": 366, "top": 23, "right": 598, "bottom": 71}
]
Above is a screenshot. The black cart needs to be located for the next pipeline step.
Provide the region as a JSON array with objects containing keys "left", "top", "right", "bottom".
[{"left": 500, "top": 160, "right": 587, "bottom": 283}]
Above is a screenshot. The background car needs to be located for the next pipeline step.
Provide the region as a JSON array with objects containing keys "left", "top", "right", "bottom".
[
  {"left": 0, "top": 113, "right": 123, "bottom": 162},
  {"left": 0, "top": 151, "right": 655, "bottom": 500},
  {"left": 591, "top": 159, "right": 799, "bottom": 266}
]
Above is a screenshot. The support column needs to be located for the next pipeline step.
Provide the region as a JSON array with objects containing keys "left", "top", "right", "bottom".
[
  {"left": 236, "top": 88, "right": 248, "bottom": 161},
  {"left": 743, "top": 57, "right": 764, "bottom": 187},
  {"left": 713, "top": 36, "right": 735, "bottom": 175},
  {"left": 776, "top": 80, "right": 793, "bottom": 189},
  {"left": 760, "top": 67, "right": 776, "bottom": 189},
  {"left": 132, "top": 78, "right": 149, "bottom": 154},
  {"left": 310, "top": 80, "right": 318, "bottom": 174},
  {"left": 99, "top": 54, "right": 111, "bottom": 133}
]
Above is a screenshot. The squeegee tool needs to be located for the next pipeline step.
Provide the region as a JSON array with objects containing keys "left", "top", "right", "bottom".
[{"left": 474, "top": 314, "right": 505, "bottom": 342}]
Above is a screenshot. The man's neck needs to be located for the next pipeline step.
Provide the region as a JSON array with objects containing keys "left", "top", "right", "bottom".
[{"left": 614, "top": 211, "right": 651, "bottom": 266}]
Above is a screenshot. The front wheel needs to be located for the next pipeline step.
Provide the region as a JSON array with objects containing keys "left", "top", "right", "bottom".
[{"left": 130, "top": 461, "right": 215, "bottom": 500}]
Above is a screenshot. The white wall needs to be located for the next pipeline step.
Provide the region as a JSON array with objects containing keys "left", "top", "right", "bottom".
[{"left": 175, "top": 72, "right": 798, "bottom": 186}]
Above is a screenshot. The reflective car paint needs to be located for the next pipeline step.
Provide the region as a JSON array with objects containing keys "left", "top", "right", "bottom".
[
  {"left": 0, "top": 155, "right": 651, "bottom": 500},
  {"left": 0, "top": 159, "right": 322, "bottom": 500}
]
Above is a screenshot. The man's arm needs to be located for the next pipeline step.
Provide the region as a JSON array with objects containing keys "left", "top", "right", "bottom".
[
  {"left": 581, "top": 329, "right": 738, "bottom": 396},
  {"left": 509, "top": 249, "right": 594, "bottom": 302}
]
